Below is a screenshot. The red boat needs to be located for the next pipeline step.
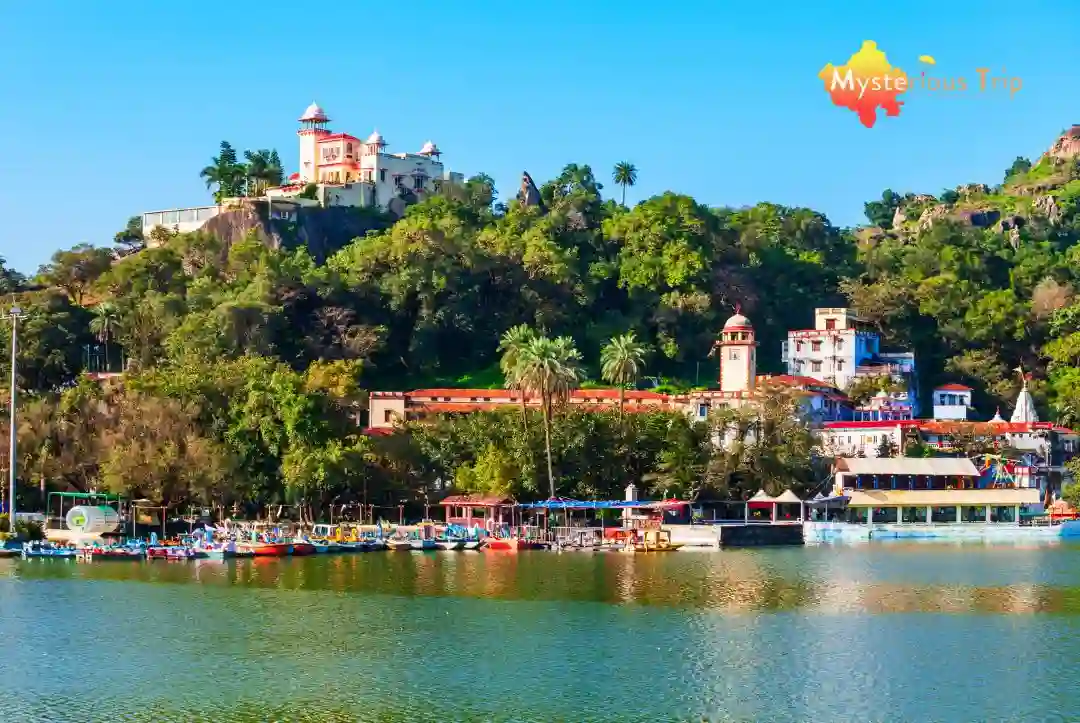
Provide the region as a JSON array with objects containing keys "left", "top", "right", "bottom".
[
  {"left": 484, "top": 538, "right": 546, "bottom": 552},
  {"left": 239, "top": 542, "right": 292, "bottom": 557},
  {"left": 291, "top": 542, "right": 316, "bottom": 556}
]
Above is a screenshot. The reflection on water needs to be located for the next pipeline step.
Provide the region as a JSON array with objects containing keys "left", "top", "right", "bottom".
[{"left": 4, "top": 544, "right": 1080, "bottom": 721}]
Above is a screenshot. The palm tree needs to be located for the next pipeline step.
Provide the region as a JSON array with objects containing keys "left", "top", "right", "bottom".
[
  {"left": 498, "top": 324, "right": 536, "bottom": 430},
  {"left": 600, "top": 332, "right": 647, "bottom": 418},
  {"left": 200, "top": 141, "right": 245, "bottom": 202},
  {"left": 612, "top": 162, "right": 637, "bottom": 207},
  {"left": 515, "top": 335, "right": 582, "bottom": 498},
  {"left": 89, "top": 301, "right": 121, "bottom": 372},
  {"left": 244, "top": 149, "right": 284, "bottom": 196}
]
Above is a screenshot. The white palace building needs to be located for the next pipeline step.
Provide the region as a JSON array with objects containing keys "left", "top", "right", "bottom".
[{"left": 142, "top": 102, "right": 463, "bottom": 237}]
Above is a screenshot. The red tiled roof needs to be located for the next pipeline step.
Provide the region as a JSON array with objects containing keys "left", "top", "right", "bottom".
[
  {"left": 934, "top": 383, "right": 972, "bottom": 391},
  {"left": 318, "top": 133, "right": 363, "bottom": 143},
  {"left": 762, "top": 375, "right": 843, "bottom": 392},
  {"left": 405, "top": 388, "right": 668, "bottom": 401},
  {"left": 824, "top": 419, "right": 1078, "bottom": 435}
]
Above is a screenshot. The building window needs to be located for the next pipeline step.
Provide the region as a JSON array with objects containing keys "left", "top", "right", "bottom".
[
  {"left": 825, "top": 318, "right": 836, "bottom": 330},
  {"left": 380, "top": 169, "right": 387, "bottom": 182},
  {"left": 835, "top": 338, "right": 844, "bottom": 351},
  {"left": 383, "top": 409, "right": 393, "bottom": 423},
  {"left": 811, "top": 361, "right": 822, "bottom": 372},
  {"left": 413, "top": 175, "right": 426, "bottom": 190},
  {"left": 796, "top": 341, "right": 803, "bottom": 352},
  {"left": 836, "top": 360, "right": 844, "bottom": 371},
  {"left": 811, "top": 341, "right": 822, "bottom": 352},
  {"left": 363, "top": 170, "right": 373, "bottom": 182},
  {"left": 346, "top": 142, "right": 353, "bottom": 156},
  {"left": 728, "top": 349, "right": 740, "bottom": 361}
]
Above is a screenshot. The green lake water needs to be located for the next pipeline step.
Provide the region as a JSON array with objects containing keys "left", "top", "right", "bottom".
[{"left": 3, "top": 543, "right": 1080, "bottom": 722}]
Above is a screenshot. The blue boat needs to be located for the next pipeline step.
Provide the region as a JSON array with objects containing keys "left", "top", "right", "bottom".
[{"left": 23, "top": 541, "right": 77, "bottom": 559}]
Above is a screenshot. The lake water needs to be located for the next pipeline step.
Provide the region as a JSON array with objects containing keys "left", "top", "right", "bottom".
[{"left": 3, "top": 543, "right": 1080, "bottom": 722}]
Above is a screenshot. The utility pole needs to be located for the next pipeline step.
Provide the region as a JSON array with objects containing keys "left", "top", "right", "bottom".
[{"left": 8, "top": 305, "right": 23, "bottom": 534}]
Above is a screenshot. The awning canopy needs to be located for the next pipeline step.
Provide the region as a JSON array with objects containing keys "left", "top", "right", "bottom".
[
  {"left": 845, "top": 488, "right": 1039, "bottom": 507},
  {"left": 835, "top": 457, "right": 980, "bottom": 477},
  {"left": 749, "top": 489, "right": 777, "bottom": 502},
  {"left": 805, "top": 494, "right": 850, "bottom": 507},
  {"left": 774, "top": 490, "right": 802, "bottom": 504}
]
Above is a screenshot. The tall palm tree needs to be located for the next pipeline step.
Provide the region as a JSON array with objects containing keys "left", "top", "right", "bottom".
[
  {"left": 498, "top": 324, "right": 536, "bottom": 430},
  {"left": 89, "top": 301, "right": 121, "bottom": 372},
  {"left": 244, "top": 149, "right": 284, "bottom": 196},
  {"left": 600, "top": 332, "right": 648, "bottom": 418},
  {"left": 515, "top": 335, "right": 582, "bottom": 498},
  {"left": 612, "top": 161, "right": 638, "bottom": 207}
]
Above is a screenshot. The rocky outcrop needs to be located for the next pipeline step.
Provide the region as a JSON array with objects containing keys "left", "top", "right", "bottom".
[
  {"left": 1047, "top": 125, "right": 1080, "bottom": 160},
  {"left": 996, "top": 215, "right": 1025, "bottom": 248},
  {"left": 956, "top": 208, "right": 1001, "bottom": 228},
  {"left": 1032, "top": 195, "right": 1062, "bottom": 222},
  {"left": 202, "top": 202, "right": 391, "bottom": 263},
  {"left": 957, "top": 183, "right": 990, "bottom": 197},
  {"left": 518, "top": 171, "right": 543, "bottom": 208},
  {"left": 891, "top": 205, "right": 906, "bottom": 228},
  {"left": 917, "top": 204, "right": 949, "bottom": 230}
]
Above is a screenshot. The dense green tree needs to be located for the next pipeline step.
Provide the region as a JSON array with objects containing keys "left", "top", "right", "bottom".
[{"left": 38, "top": 243, "right": 114, "bottom": 305}]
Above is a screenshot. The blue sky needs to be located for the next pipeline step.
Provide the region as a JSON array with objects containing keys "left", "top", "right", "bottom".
[{"left": 1, "top": 0, "right": 1077, "bottom": 274}]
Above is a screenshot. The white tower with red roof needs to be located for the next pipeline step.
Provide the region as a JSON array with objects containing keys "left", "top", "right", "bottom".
[
  {"left": 297, "top": 102, "right": 331, "bottom": 184},
  {"left": 718, "top": 306, "right": 757, "bottom": 394}
]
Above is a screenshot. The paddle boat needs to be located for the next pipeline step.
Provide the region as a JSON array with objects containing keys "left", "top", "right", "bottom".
[
  {"left": 623, "top": 529, "right": 683, "bottom": 553},
  {"left": 22, "top": 541, "right": 77, "bottom": 559},
  {"left": 78, "top": 544, "right": 146, "bottom": 561},
  {"left": 484, "top": 537, "right": 547, "bottom": 552},
  {"left": 434, "top": 539, "right": 465, "bottom": 551},
  {"left": 147, "top": 546, "right": 197, "bottom": 560},
  {"left": 386, "top": 537, "right": 412, "bottom": 551},
  {"left": 238, "top": 541, "right": 293, "bottom": 557}
]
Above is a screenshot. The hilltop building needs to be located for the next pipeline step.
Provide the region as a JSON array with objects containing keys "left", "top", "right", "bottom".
[
  {"left": 142, "top": 102, "right": 463, "bottom": 238},
  {"left": 781, "top": 307, "right": 919, "bottom": 416}
]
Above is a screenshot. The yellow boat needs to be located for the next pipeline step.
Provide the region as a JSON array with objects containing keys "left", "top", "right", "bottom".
[{"left": 623, "top": 529, "right": 683, "bottom": 553}]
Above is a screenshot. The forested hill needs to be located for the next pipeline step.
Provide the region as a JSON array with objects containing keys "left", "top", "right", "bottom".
[{"left": 5, "top": 125, "right": 1080, "bottom": 423}]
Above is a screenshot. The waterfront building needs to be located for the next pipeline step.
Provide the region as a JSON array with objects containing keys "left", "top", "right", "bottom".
[
  {"left": 143, "top": 102, "right": 464, "bottom": 238},
  {"left": 781, "top": 307, "right": 919, "bottom": 416},
  {"left": 827, "top": 456, "right": 1039, "bottom": 525}
]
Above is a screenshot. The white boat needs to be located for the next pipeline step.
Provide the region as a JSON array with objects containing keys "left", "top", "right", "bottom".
[
  {"left": 386, "top": 539, "right": 412, "bottom": 551},
  {"left": 462, "top": 540, "right": 483, "bottom": 550},
  {"left": 435, "top": 540, "right": 465, "bottom": 551},
  {"left": 409, "top": 539, "right": 437, "bottom": 551}
]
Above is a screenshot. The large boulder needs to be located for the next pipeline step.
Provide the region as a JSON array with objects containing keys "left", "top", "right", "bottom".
[
  {"left": 1047, "top": 125, "right": 1080, "bottom": 160},
  {"left": 202, "top": 202, "right": 390, "bottom": 263}
]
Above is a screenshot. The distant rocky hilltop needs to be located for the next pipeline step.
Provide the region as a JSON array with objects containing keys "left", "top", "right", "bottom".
[{"left": 859, "top": 125, "right": 1080, "bottom": 247}]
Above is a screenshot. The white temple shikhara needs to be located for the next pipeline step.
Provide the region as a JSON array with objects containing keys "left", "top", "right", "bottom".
[{"left": 1011, "top": 366, "right": 1038, "bottom": 424}]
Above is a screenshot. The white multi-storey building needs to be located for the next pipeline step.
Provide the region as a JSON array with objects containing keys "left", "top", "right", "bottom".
[
  {"left": 143, "top": 102, "right": 464, "bottom": 238},
  {"left": 781, "top": 307, "right": 919, "bottom": 416},
  {"left": 268, "top": 102, "right": 464, "bottom": 212}
]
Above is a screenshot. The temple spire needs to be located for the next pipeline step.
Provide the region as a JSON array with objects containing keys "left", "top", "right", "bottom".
[{"left": 1010, "top": 367, "right": 1038, "bottom": 424}]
